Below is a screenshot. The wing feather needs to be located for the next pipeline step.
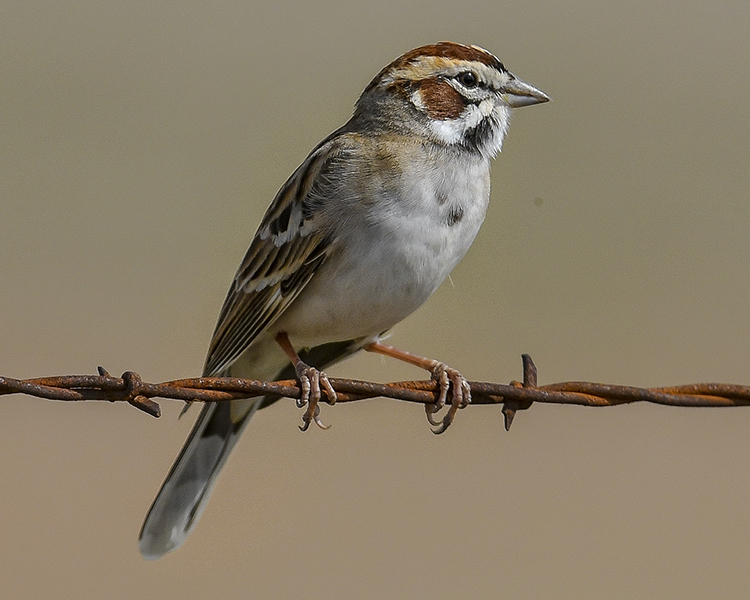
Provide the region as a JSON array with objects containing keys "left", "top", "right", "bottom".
[{"left": 202, "top": 137, "right": 349, "bottom": 376}]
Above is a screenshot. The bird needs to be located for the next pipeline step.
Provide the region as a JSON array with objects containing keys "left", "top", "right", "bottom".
[{"left": 138, "top": 41, "right": 549, "bottom": 559}]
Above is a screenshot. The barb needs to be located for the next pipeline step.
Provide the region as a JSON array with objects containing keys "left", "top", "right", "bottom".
[{"left": 3, "top": 355, "right": 750, "bottom": 429}]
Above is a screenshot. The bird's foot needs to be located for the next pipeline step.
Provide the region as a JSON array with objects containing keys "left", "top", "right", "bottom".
[
  {"left": 425, "top": 363, "right": 471, "bottom": 434},
  {"left": 294, "top": 361, "right": 337, "bottom": 431}
]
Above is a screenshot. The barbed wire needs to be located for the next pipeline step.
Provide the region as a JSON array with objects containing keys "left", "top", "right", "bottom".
[{"left": 3, "top": 355, "right": 749, "bottom": 431}]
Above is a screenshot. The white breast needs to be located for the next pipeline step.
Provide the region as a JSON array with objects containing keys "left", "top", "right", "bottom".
[{"left": 273, "top": 147, "right": 492, "bottom": 347}]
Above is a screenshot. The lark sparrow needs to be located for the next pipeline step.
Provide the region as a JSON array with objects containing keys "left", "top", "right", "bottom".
[{"left": 139, "top": 42, "right": 548, "bottom": 558}]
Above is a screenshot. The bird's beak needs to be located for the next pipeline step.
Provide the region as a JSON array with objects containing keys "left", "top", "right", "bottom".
[{"left": 501, "top": 76, "right": 550, "bottom": 108}]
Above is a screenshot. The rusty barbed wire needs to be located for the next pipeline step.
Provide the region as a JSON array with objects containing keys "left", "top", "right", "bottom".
[{"left": 3, "top": 355, "right": 750, "bottom": 431}]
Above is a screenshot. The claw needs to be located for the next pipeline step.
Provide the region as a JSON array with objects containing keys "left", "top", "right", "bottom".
[
  {"left": 299, "top": 403, "right": 331, "bottom": 431},
  {"left": 294, "top": 361, "right": 336, "bottom": 432},
  {"left": 425, "top": 362, "right": 472, "bottom": 433},
  {"left": 431, "top": 397, "right": 463, "bottom": 434},
  {"left": 431, "top": 418, "right": 450, "bottom": 435},
  {"left": 299, "top": 398, "right": 332, "bottom": 431},
  {"left": 313, "top": 404, "right": 331, "bottom": 430},
  {"left": 425, "top": 403, "right": 442, "bottom": 427}
]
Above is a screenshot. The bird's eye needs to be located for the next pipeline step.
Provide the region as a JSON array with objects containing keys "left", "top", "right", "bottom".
[{"left": 456, "top": 72, "right": 478, "bottom": 88}]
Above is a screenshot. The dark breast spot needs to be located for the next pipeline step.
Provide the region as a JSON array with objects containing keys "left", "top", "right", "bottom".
[{"left": 445, "top": 206, "right": 464, "bottom": 226}]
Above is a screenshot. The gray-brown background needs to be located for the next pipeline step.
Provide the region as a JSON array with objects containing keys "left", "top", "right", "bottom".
[{"left": 3, "top": 2, "right": 750, "bottom": 598}]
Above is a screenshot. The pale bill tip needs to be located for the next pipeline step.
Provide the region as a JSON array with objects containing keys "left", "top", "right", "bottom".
[{"left": 503, "top": 78, "right": 550, "bottom": 108}]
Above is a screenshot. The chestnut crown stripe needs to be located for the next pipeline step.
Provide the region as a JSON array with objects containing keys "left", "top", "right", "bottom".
[
  {"left": 362, "top": 42, "right": 505, "bottom": 95},
  {"left": 392, "top": 42, "right": 505, "bottom": 72}
]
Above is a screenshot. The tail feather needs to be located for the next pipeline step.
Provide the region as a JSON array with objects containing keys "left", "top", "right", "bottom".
[
  {"left": 138, "top": 398, "right": 259, "bottom": 559},
  {"left": 138, "top": 338, "right": 364, "bottom": 559}
]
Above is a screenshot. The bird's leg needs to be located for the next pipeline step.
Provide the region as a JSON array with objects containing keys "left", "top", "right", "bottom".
[
  {"left": 275, "top": 332, "right": 337, "bottom": 431},
  {"left": 363, "top": 341, "right": 471, "bottom": 434}
]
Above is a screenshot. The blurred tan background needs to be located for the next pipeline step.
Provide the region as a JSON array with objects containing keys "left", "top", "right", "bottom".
[{"left": 2, "top": 1, "right": 750, "bottom": 598}]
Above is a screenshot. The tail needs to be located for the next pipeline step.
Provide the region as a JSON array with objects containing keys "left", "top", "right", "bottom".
[
  {"left": 138, "top": 397, "right": 259, "bottom": 559},
  {"left": 138, "top": 338, "right": 363, "bottom": 559}
]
